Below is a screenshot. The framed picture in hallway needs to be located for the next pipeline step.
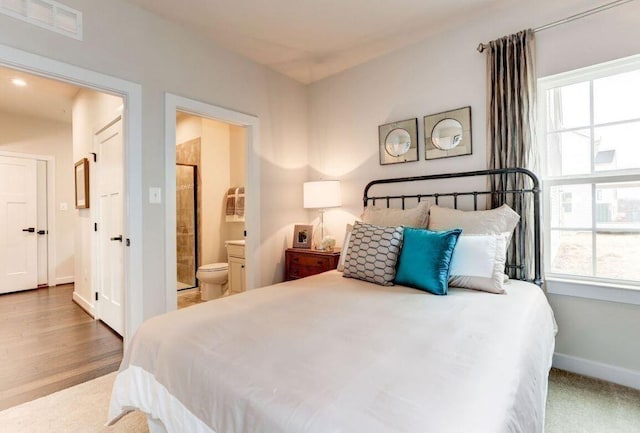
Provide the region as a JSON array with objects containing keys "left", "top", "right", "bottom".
[
  {"left": 293, "top": 224, "right": 313, "bottom": 249},
  {"left": 75, "top": 158, "right": 90, "bottom": 209}
]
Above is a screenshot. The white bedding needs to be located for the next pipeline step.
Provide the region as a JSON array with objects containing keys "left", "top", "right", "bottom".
[{"left": 109, "top": 271, "right": 556, "bottom": 433}]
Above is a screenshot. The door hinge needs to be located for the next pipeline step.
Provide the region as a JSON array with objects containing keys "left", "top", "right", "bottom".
[
  {"left": 244, "top": 230, "right": 247, "bottom": 237},
  {"left": 94, "top": 222, "right": 98, "bottom": 232},
  {"left": 126, "top": 238, "right": 130, "bottom": 247},
  {"left": 90, "top": 152, "right": 97, "bottom": 162},
  {"left": 95, "top": 292, "right": 99, "bottom": 301}
]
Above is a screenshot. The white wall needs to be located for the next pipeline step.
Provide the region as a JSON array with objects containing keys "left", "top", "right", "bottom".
[
  {"left": 308, "top": 2, "right": 640, "bottom": 382},
  {"left": 71, "top": 88, "right": 124, "bottom": 311},
  {"left": 0, "top": 110, "right": 74, "bottom": 284},
  {"left": 0, "top": 0, "right": 308, "bottom": 319},
  {"left": 201, "top": 118, "right": 231, "bottom": 264}
]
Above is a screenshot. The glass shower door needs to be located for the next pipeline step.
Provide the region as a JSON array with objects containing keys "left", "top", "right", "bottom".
[{"left": 176, "top": 164, "right": 197, "bottom": 290}]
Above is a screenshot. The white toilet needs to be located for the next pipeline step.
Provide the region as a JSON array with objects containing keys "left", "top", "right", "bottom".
[{"left": 196, "top": 263, "right": 229, "bottom": 301}]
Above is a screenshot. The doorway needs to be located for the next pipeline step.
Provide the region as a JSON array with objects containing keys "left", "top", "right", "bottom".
[
  {"left": 165, "top": 94, "right": 260, "bottom": 312},
  {"left": 175, "top": 113, "right": 248, "bottom": 309},
  {"left": 0, "top": 42, "right": 143, "bottom": 342},
  {"left": 0, "top": 65, "right": 126, "bottom": 336}
]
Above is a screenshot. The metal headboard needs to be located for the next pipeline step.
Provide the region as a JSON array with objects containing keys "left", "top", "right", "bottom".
[{"left": 363, "top": 168, "right": 542, "bottom": 286}]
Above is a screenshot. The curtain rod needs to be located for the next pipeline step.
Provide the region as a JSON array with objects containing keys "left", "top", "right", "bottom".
[{"left": 476, "top": 0, "right": 635, "bottom": 53}]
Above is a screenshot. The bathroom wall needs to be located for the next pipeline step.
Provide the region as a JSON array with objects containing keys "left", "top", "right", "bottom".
[
  {"left": 201, "top": 118, "right": 230, "bottom": 264},
  {"left": 225, "top": 125, "right": 247, "bottom": 244}
]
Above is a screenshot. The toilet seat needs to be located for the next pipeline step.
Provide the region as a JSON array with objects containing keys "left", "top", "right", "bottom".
[{"left": 198, "top": 263, "right": 228, "bottom": 272}]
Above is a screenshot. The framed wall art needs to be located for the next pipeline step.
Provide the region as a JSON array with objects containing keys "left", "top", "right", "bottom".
[
  {"left": 424, "top": 106, "right": 472, "bottom": 160},
  {"left": 293, "top": 224, "right": 313, "bottom": 249},
  {"left": 74, "top": 158, "right": 90, "bottom": 209},
  {"left": 378, "top": 118, "right": 418, "bottom": 165}
]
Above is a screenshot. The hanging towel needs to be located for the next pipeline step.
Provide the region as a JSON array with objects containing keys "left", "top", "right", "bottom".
[{"left": 225, "top": 187, "right": 245, "bottom": 222}]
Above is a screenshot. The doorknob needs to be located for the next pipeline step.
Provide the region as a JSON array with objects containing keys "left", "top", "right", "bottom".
[
  {"left": 110, "top": 235, "right": 123, "bottom": 242},
  {"left": 22, "top": 227, "right": 35, "bottom": 233}
]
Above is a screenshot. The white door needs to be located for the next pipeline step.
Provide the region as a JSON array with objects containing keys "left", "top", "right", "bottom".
[
  {"left": 95, "top": 116, "right": 124, "bottom": 335},
  {"left": 0, "top": 156, "right": 38, "bottom": 294}
]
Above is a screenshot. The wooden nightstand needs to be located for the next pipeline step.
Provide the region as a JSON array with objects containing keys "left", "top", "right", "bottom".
[{"left": 285, "top": 248, "right": 341, "bottom": 281}]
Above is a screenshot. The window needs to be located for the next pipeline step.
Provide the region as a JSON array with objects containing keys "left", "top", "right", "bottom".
[{"left": 539, "top": 55, "right": 640, "bottom": 286}]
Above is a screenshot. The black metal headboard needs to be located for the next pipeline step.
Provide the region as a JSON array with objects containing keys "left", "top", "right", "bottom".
[{"left": 363, "top": 168, "right": 542, "bottom": 286}]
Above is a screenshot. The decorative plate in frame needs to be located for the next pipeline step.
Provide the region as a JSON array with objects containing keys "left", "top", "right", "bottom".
[
  {"left": 378, "top": 118, "right": 418, "bottom": 165},
  {"left": 424, "top": 106, "right": 472, "bottom": 160}
]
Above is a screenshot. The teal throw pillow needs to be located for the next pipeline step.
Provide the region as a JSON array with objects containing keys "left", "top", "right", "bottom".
[{"left": 395, "top": 227, "right": 462, "bottom": 295}]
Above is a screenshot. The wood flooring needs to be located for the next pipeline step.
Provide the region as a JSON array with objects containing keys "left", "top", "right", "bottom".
[{"left": 0, "top": 284, "right": 123, "bottom": 410}]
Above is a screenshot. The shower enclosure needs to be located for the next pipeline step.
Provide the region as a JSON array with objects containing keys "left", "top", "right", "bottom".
[{"left": 176, "top": 164, "right": 198, "bottom": 290}]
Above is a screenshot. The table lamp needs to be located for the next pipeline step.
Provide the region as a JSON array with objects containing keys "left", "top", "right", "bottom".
[{"left": 303, "top": 180, "right": 341, "bottom": 250}]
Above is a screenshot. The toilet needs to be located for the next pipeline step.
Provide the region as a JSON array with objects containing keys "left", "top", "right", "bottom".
[{"left": 196, "top": 263, "right": 229, "bottom": 301}]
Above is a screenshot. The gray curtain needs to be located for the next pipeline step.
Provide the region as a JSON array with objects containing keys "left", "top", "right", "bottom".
[{"left": 486, "top": 29, "right": 537, "bottom": 281}]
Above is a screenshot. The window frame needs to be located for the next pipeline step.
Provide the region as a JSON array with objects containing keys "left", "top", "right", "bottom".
[{"left": 538, "top": 54, "right": 640, "bottom": 293}]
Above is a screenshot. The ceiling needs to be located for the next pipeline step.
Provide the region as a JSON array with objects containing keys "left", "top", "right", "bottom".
[
  {"left": 123, "top": 0, "right": 506, "bottom": 84},
  {"left": 0, "top": 66, "right": 79, "bottom": 123}
]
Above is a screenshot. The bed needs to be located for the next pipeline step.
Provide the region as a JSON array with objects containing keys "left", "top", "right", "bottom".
[{"left": 108, "top": 168, "right": 557, "bottom": 433}]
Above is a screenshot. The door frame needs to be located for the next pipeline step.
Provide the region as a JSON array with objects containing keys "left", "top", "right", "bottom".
[
  {"left": 0, "top": 42, "right": 143, "bottom": 343},
  {"left": 0, "top": 151, "right": 56, "bottom": 287},
  {"left": 165, "top": 93, "right": 260, "bottom": 312}
]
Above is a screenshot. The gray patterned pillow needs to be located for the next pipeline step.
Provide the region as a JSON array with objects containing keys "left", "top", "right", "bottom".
[{"left": 343, "top": 222, "right": 404, "bottom": 286}]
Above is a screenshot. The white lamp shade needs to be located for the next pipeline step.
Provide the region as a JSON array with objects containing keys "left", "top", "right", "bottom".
[{"left": 303, "top": 180, "right": 342, "bottom": 209}]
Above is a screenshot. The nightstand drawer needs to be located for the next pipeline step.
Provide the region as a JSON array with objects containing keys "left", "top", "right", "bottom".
[
  {"left": 288, "top": 263, "right": 325, "bottom": 279},
  {"left": 290, "top": 254, "right": 331, "bottom": 268},
  {"left": 285, "top": 248, "right": 341, "bottom": 281}
]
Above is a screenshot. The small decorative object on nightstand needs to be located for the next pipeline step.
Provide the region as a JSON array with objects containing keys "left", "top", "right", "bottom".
[{"left": 285, "top": 248, "right": 341, "bottom": 281}]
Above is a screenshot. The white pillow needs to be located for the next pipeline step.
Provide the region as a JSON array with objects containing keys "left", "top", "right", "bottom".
[
  {"left": 428, "top": 204, "right": 519, "bottom": 245},
  {"left": 336, "top": 224, "right": 353, "bottom": 272},
  {"left": 449, "top": 234, "right": 508, "bottom": 294},
  {"left": 361, "top": 201, "right": 429, "bottom": 228},
  {"left": 449, "top": 235, "right": 497, "bottom": 278}
]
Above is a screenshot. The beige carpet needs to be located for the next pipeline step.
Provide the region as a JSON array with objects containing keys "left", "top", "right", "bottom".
[
  {"left": 1, "top": 368, "right": 639, "bottom": 432},
  {"left": 0, "top": 372, "right": 147, "bottom": 433},
  {"left": 546, "top": 368, "right": 640, "bottom": 433}
]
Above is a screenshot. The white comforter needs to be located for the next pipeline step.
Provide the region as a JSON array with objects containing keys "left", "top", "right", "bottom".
[{"left": 109, "top": 271, "right": 556, "bottom": 433}]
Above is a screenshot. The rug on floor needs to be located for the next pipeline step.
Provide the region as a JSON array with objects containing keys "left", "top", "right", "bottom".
[{"left": 0, "top": 372, "right": 147, "bottom": 433}]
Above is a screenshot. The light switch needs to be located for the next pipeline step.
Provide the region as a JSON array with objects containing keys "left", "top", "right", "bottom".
[
  {"left": 149, "top": 187, "right": 162, "bottom": 204},
  {"left": 60, "top": 202, "right": 68, "bottom": 211}
]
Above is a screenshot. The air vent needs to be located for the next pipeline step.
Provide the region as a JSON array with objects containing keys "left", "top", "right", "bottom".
[{"left": 0, "top": 0, "right": 82, "bottom": 40}]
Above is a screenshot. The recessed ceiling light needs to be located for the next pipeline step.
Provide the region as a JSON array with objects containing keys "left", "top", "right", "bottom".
[{"left": 11, "top": 78, "right": 27, "bottom": 87}]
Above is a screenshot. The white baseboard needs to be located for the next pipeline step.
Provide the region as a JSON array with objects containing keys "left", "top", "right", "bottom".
[
  {"left": 55, "top": 275, "right": 74, "bottom": 285},
  {"left": 72, "top": 291, "right": 95, "bottom": 318},
  {"left": 553, "top": 352, "right": 640, "bottom": 390}
]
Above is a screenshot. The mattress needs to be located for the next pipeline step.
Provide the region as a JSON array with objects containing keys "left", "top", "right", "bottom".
[{"left": 108, "top": 270, "right": 556, "bottom": 433}]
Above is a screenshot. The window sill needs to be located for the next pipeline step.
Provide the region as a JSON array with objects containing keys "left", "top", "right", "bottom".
[{"left": 545, "top": 277, "right": 640, "bottom": 306}]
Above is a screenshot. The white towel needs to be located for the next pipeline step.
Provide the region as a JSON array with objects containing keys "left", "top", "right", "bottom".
[{"left": 225, "top": 187, "right": 245, "bottom": 222}]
